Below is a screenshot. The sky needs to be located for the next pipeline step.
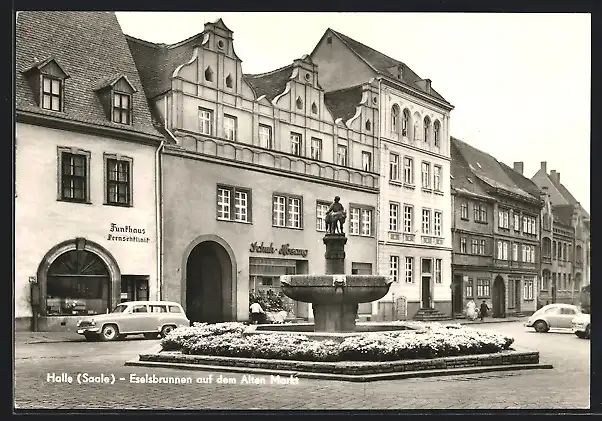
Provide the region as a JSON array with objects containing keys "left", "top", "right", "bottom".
[{"left": 116, "top": 12, "right": 591, "bottom": 212}]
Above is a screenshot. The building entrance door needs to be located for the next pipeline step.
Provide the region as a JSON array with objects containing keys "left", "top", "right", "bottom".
[
  {"left": 492, "top": 276, "right": 506, "bottom": 318},
  {"left": 452, "top": 275, "right": 464, "bottom": 315},
  {"left": 186, "top": 241, "right": 233, "bottom": 323}
]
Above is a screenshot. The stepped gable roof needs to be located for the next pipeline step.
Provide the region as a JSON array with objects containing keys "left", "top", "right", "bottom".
[
  {"left": 244, "top": 64, "right": 295, "bottom": 102},
  {"left": 552, "top": 204, "right": 576, "bottom": 228},
  {"left": 450, "top": 137, "right": 491, "bottom": 199},
  {"left": 323, "top": 85, "right": 363, "bottom": 122},
  {"left": 451, "top": 137, "right": 535, "bottom": 201},
  {"left": 499, "top": 162, "right": 543, "bottom": 201},
  {"left": 329, "top": 29, "right": 450, "bottom": 104},
  {"left": 16, "top": 11, "right": 160, "bottom": 139}
]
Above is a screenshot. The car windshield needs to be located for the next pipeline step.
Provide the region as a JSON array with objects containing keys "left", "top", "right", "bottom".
[{"left": 112, "top": 304, "right": 128, "bottom": 313}]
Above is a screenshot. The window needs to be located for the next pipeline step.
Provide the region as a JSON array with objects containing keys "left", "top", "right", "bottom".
[
  {"left": 465, "top": 278, "right": 473, "bottom": 297},
  {"left": 59, "top": 150, "right": 89, "bottom": 203},
  {"left": 471, "top": 239, "right": 479, "bottom": 254},
  {"left": 434, "top": 211, "right": 442, "bottom": 236},
  {"left": 512, "top": 243, "right": 518, "bottom": 261},
  {"left": 199, "top": 108, "right": 213, "bottom": 135},
  {"left": 413, "top": 119, "right": 420, "bottom": 141},
  {"left": 389, "top": 203, "right": 399, "bottom": 232},
  {"left": 422, "top": 209, "right": 431, "bottom": 234},
  {"left": 361, "top": 208, "right": 372, "bottom": 236},
  {"left": 460, "top": 237, "right": 467, "bottom": 253},
  {"left": 225, "top": 74, "right": 233, "bottom": 88},
  {"left": 204, "top": 66, "right": 213, "bottom": 82},
  {"left": 563, "top": 243, "right": 568, "bottom": 262},
  {"left": 316, "top": 202, "right": 328, "bottom": 232},
  {"left": 296, "top": 97, "right": 303, "bottom": 110},
  {"left": 391, "top": 106, "right": 400, "bottom": 133},
  {"left": 362, "top": 151, "right": 372, "bottom": 172},
  {"left": 132, "top": 304, "right": 148, "bottom": 313},
  {"left": 310, "top": 138, "right": 322, "bottom": 160},
  {"left": 497, "top": 241, "right": 508, "bottom": 260},
  {"left": 402, "top": 109, "right": 410, "bottom": 136},
  {"left": 168, "top": 305, "right": 182, "bottom": 313},
  {"left": 461, "top": 200, "right": 469, "bottom": 220},
  {"left": 405, "top": 257, "right": 414, "bottom": 283},
  {"left": 421, "top": 162, "right": 431, "bottom": 188},
  {"left": 474, "top": 203, "right": 487, "bottom": 223},
  {"left": 42, "top": 76, "right": 62, "bottom": 112},
  {"left": 272, "top": 194, "right": 302, "bottom": 229},
  {"left": 523, "top": 215, "right": 537, "bottom": 235},
  {"left": 311, "top": 102, "right": 318, "bottom": 114},
  {"left": 435, "top": 259, "right": 442, "bottom": 283},
  {"left": 479, "top": 239, "right": 486, "bottom": 255},
  {"left": 112, "top": 92, "right": 131, "bottom": 125},
  {"left": 336, "top": 145, "right": 347, "bottom": 166},
  {"left": 433, "top": 120, "right": 441, "bottom": 147},
  {"left": 217, "top": 185, "right": 251, "bottom": 223},
  {"left": 390, "top": 153, "right": 400, "bottom": 181},
  {"left": 576, "top": 245, "right": 582, "bottom": 264},
  {"left": 259, "top": 124, "right": 273, "bottom": 149},
  {"left": 433, "top": 165, "right": 442, "bottom": 191},
  {"left": 224, "top": 115, "right": 237, "bottom": 141},
  {"left": 553, "top": 241, "right": 557, "bottom": 260},
  {"left": 514, "top": 213, "right": 521, "bottom": 231},
  {"left": 365, "top": 120, "right": 371, "bottom": 131},
  {"left": 349, "top": 206, "right": 372, "bottom": 236},
  {"left": 558, "top": 243, "right": 562, "bottom": 260},
  {"left": 423, "top": 117, "right": 431, "bottom": 143},
  {"left": 105, "top": 156, "right": 132, "bottom": 206},
  {"left": 291, "top": 132, "right": 303, "bottom": 156},
  {"left": 523, "top": 279, "right": 534, "bottom": 300},
  {"left": 403, "top": 157, "right": 414, "bottom": 184},
  {"left": 390, "top": 256, "right": 400, "bottom": 282},
  {"left": 150, "top": 305, "right": 167, "bottom": 313},
  {"left": 498, "top": 209, "right": 509, "bottom": 229},
  {"left": 403, "top": 205, "right": 413, "bottom": 233},
  {"left": 477, "top": 279, "right": 490, "bottom": 297}
]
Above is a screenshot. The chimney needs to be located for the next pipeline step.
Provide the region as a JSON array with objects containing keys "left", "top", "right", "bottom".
[
  {"left": 513, "top": 161, "right": 524, "bottom": 175},
  {"left": 540, "top": 161, "right": 547, "bottom": 173},
  {"left": 424, "top": 78, "right": 432, "bottom": 94},
  {"left": 550, "top": 170, "right": 560, "bottom": 183}
]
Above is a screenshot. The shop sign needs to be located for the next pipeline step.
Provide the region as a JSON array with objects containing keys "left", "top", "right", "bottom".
[
  {"left": 249, "top": 242, "right": 308, "bottom": 258},
  {"left": 107, "top": 223, "right": 150, "bottom": 243}
]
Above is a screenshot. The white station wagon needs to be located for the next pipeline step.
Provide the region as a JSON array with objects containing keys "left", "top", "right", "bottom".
[{"left": 76, "top": 301, "right": 190, "bottom": 341}]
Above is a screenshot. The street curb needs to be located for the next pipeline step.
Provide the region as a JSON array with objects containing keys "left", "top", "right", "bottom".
[{"left": 123, "top": 359, "right": 554, "bottom": 382}]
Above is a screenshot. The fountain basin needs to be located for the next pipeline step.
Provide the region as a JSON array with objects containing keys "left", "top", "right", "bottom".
[
  {"left": 280, "top": 274, "right": 393, "bottom": 333},
  {"left": 280, "top": 274, "right": 393, "bottom": 304}
]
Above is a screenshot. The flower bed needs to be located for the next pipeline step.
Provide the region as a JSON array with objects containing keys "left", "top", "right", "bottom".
[{"left": 160, "top": 322, "right": 514, "bottom": 362}]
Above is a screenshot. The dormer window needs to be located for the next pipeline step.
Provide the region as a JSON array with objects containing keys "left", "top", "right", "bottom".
[
  {"left": 94, "top": 75, "right": 137, "bottom": 126},
  {"left": 42, "top": 76, "right": 62, "bottom": 111},
  {"left": 21, "top": 57, "right": 70, "bottom": 113},
  {"left": 112, "top": 92, "right": 131, "bottom": 125}
]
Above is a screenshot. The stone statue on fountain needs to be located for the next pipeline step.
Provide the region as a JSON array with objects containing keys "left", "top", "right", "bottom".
[{"left": 325, "top": 196, "right": 346, "bottom": 236}]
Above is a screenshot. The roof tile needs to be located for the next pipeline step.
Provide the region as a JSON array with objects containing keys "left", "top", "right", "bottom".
[{"left": 244, "top": 65, "right": 294, "bottom": 102}]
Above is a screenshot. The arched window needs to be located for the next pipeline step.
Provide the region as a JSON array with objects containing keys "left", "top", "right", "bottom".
[
  {"left": 225, "top": 74, "right": 233, "bottom": 88},
  {"left": 423, "top": 116, "right": 431, "bottom": 143},
  {"left": 402, "top": 109, "right": 410, "bottom": 137},
  {"left": 563, "top": 243, "right": 568, "bottom": 261},
  {"left": 46, "top": 249, "right": 110, "bottom": 316},
  {"left": 296, "top": 97, "right": 303, "bottom": 110},
  {"left": 391, "top": 105, "right": 400, "bottom": 133},
  {"left": 413, "top": 112, "right": 421, "bottom": 141},
  {"left": 433, "top": 120, "right": 441, "bottom": 147},
  {"left": 553, "top": 241, "right": 557, "bottom": 259},
  {"left": 543, "top": 237, "right": 552, "bottom": 257},
  {"left": 311, "top": 102, "right": 318, "bottom": 114},
  {"left": 365, "top": 119, "right": 371, "bottom": 131},
  {"left": 204, "top": 66, "right": 213, "bottom": 82}
]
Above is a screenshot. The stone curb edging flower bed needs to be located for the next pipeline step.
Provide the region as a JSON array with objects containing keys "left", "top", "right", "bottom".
[{"left": 126, "top": 350, "right": 553, "bottom": 382}]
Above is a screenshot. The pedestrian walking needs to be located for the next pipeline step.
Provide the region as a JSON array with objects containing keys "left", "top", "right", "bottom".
[
  {"left": 466, "top": 299, "right": 477, "bottom": 321},
  {"left": 480, "top": 300, "right": 489, "bottom": 321},
  {"left": 249, "top": 301, "right": 265, "bottom": 324}
]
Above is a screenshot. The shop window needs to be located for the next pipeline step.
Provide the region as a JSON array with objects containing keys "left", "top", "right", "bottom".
[{"left": 46, "top": 249, "right": 110, "bottom": 316}]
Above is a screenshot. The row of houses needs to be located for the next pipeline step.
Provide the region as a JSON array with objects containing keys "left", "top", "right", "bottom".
[{"left": 14, "top": 11, "right": 590, "bottom": 331}]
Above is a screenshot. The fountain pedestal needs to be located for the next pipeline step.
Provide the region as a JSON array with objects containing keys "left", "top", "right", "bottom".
[{"left": 280, "top": 233, "right": 392, "bottom": 333}]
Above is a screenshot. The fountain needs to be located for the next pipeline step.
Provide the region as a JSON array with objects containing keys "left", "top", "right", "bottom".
[{"left": 260, "top": 196, "right": 393, "bottom": 335}]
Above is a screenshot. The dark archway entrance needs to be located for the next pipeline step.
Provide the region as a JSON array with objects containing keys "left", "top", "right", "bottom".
[
  {"left": 185, "top": 241, "right": 233, "bottom": 323},
  {"left": 452, "top": 274, "right": 464, "bottom": 315},
  {"left": 492, "top": 276, "right": 506, "bottom": 318}
]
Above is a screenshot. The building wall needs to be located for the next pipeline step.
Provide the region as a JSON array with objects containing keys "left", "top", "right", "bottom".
[
  {"left": 161, "top": 149, "right": 378, "bottom": 321},
  {"left": 15, "top": 123, "right": 158, "bottom": 328}
]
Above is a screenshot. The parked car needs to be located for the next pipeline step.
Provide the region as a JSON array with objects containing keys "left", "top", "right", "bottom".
[
  {"left": 572, "top": 313, "right": 591, "bottom": 339},
  {"left": 76, "top": 301, "right": 190, "bottom": 342},
  {"left": 524, "top": 303, "right": 582, "bottom": 333}
]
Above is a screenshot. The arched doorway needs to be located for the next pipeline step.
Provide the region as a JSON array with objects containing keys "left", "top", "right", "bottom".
[
  {"left": 185, "top": 240, "right": 234, "bottom": 323},
  {"left": 492, "top": 276, "right": 506, "bottom": 318}
]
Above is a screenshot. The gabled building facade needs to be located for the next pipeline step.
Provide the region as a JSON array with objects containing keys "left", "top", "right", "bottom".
[
  {"left": 126, "top": 19, "right": 380, "bottom": 323},
  {"left": 450, "top": 138, "right": 543, "bottom": 318},
  {"left": 311, "top": 29, "right": 454, "bottom": 320},
  {"left": 15, "top": 11, "right": 163, "bottom": 331}
]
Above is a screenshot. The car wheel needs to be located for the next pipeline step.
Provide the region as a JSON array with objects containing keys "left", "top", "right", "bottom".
[
  {"left": 83, "top": 333, "right": 99, "bottom": 342},
  {"left": 144, "top": 333, "right": 158, "bottom": 340},
  {"left": 100, "top": 324, "right": 119, "bottom": 342},
  {"left": 586, "top": 325, "right": 591, "bottom": 339},
  {"left": 160, "top": 325, "right": 175, "bottom": 338},
  {"left": 533, "top": 320, "right": 549, "bottom": 333},
  {"left": 575, "top": 331, "right": 585, "bottom": 339}
]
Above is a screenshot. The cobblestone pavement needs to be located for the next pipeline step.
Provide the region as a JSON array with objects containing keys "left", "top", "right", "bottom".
[{"left": 14, "top": 322, "right": 591, "bottom": 410}]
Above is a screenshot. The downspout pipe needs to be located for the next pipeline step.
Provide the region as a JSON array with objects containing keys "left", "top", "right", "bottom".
[{"left": 375, "top": 77, "right": 383, "bottom": 317}]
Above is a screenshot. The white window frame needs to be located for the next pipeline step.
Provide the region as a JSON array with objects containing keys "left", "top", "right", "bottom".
[
  {"left": 361, "top": 151, "right": 372, "bottom": 172},
  {"left": 435, "top": 258, "right": 442, "bottom": 283},
  {"left": 403, "top": 157, "right": 414, "bottom": 184},
  {"left": 390, "top": 153, "right": 400, "bottom": 181},
  {"left": 523, "top": 279, "right": 534, "bottom": 300},
  {"left": 422, "top": 208, "right": 431, "bottom": 235},
  {"left": 349, "top": 207, "right": 360, "bottom": 235},
  {"left": 434, "top": 211, "right": 442, "bottom": 236},
  {"left": 224, "top": 114, "right": 237, "bottom": 141},
  {"left": 390, "top": 255, "right": 400, "bottom": 283},
  {"left": 199, "top": 108, "right": 213, "bottom": 135},
  {"left": 389, "top": 202, "right": 399, "bottom": 232},
  {"left": 310, "top": 137, "right": 322, "bottom": 160},
  {"left": 272, "top": 194, "right": 302, "bottom": 229},
  {"left": 217, "top": 185, "right": 251, "bottom": 223},
  {"left": 259, "top": 124, "right": 272, "bottom": 149},
  {"left": 513, "top": 243, "right": 519, "bottom": 261},
  {"left": 350, "top": 205, "right": 373, "bottom": 237},
  {"left": 316, "top": 201, "right": 328, "bottom": 232},
  {"left": 461, "top": 200, "right": 468, "bottom": 219},
  {"left": 361, "top": 208, "right": 372, "bottom": 236},
  {"left": 336, "top": 144, "right": 347, "bottom": 166},
  {"left": 403, "top": 205, "right": 413, "bottom": 233},
  {"left": 405, "top": 257, "right": 413, "bottom": 283},
  {"left": 460, "top": 237, "right": 467, "bottom": 253},
  {"left": 514, "top": 213, "right": 520, "bottom": 231},
  {"left": 421, "top": 162, "right": 431, "bottom": 188},
  {"left": 291, "top": 132, "right": 303, "bottom": 156},
  {"left": 433, "top": 165, "right": 442, "bottom": 191},
  {"left": 498, "top": 209, "right": 509, "bottom": 229}
]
